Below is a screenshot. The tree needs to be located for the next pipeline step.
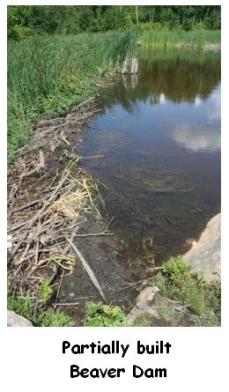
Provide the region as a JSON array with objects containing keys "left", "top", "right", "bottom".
[{"left": 8, "top": 5, "right": 221, "bottom": 39}]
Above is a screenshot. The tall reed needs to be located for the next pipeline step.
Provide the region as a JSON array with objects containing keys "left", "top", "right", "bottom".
[
  {"left": 140, "top": 30, "right": 220, "bottom": 48},
  {"left": 8, "top": 31, "right": 136, "bottom": 161}
]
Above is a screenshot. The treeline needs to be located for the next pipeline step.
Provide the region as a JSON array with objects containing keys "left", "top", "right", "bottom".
[{"left": 8, "top": 5, "right": 221, "bottom": 40}]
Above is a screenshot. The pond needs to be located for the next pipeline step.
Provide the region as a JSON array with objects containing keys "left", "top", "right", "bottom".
[{"left": 80, "top": 48, "right": 221, "bottom": 264}]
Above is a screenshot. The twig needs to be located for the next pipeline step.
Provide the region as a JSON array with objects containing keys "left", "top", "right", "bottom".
[
  {"left": 80, "top": 154, "right": 104, "bottom": 160},
  {"left": 82, "top": 178, "right": 102, "bottom": 219},
  {"left": 66, "top": 237, "right": 106, "bottom": 301},
  {"left": 67, "top": 97, "right": 95, "bottom": 115},
  {"left": 48, "top": 225, "right": 79, "bottom": 285},
  {"left": 9, "top": 172, "right": 68, "bottom": 233},
  {"left": 72, "top": 231, "right": 113, "bottom": 237},
  {"left": 13, "top": 199, "right": 41, "bottom": 213},
  {"left": 54, "top": 302, "right": 80, "bottom": 306},
  {"left": 8, "top": 182, "right": 21, "bottom": 206},
  {"left": 20, "top": 165, "right": 42, "bottom": 179},
  {"left": 60, "top": 130, "right": 70, "bottom": 146},
  {"left": 35, "top": 239, "right": 39, "bottom": 264},
  {"left": 33, "top": 117, "right": 65, "bottom": 129},
  {"left": 15, "top": 243, "right": 30, "bottom": 266},
  {"left": 39, "top": 150, "right": 45, "bottom": 168},
  {"left": 105, "top": 216, "right": 115, "bottom": 231},
  {"left": 56, "top": 296, "right": 94, "bottom": 302},
  {"left": 55, "top": 269, "right": 65, "bottom": 303},
  {"left": 117, "top": 269, "right": 163, "bottom": 292}
]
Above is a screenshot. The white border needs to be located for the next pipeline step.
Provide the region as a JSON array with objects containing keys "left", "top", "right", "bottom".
[{"left": 1, "top": 1, "right": 228, "bottom": 391}]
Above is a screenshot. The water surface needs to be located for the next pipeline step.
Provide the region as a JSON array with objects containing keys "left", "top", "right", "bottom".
[{"left": 80, "top": 49, "right": 221, "bottom": 263}]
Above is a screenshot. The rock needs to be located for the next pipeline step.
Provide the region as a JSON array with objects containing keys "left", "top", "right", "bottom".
[
  {"left": 184, "top": 214, "right": 221, "bottom": 282},
  {"left": 127, "top": 286, "right": 160, "bottom": 326},
  {"left": 7, "top": 310, "right": 33, "bottom": 327},
  {"left": 127, "top": 288, "right": 194, "bottom": 327},
  {"left": 136, "top": 286, "right": 160, "bottom": 307}
]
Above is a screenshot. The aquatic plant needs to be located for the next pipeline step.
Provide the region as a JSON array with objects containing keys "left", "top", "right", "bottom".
[{"left": 140, "top": 29, "right": 220, "bottom": 48}]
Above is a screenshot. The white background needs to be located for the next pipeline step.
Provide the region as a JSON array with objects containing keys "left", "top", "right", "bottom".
[{"left": 0, "top": 1, "right": 228, "bottom": 391}]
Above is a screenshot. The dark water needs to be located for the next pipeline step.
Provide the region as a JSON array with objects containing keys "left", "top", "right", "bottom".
[{"left": 80, "top": 49, "right": 221, "bottom": 263}]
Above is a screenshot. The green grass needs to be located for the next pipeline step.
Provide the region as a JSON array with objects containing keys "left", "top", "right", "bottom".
[
  {"left": 8, "top": 31, "right": 136, "bottom": 162},
  {"left": 84, "top": 302, "right": 127, "bottom": 326},
  {"left": 8, "top": 294, "right": 74, "bottom": 327},
  {"left": 138, "top": 45, "right": 220, "bottom": 64},
  {"left": 149, "top": 257, "right": 221, "bottom": 325},
  {"left": 38, "top": 279, "right": 53, "bottom": 302},
  {"left": 140, "top": 29, "right": 220, "bottom": 48}
]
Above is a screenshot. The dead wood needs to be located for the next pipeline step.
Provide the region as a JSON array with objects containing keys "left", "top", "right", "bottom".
[
  {"left": 66, "top": 237, "right": 106, "bottom": 301},
  {"left": 80, "top": 154, "right": 104, "bottom": 160},
  {"left": 13, "top": 199, "right": 41, "bottom": 213},
  {"left": 48, "top": 225, "right": 79, "bottom": 285},
  {"left": 55, "top": 302, "right": 80, "bottom": 306},
  {"left": 8, "top": 96, "right": 108, "bottom": 313}
]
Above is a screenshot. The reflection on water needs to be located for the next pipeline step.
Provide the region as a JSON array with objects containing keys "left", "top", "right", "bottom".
[
  {"left": 172, "top": 123, "right": 220, "bottom": 152},
  {"left": 80, "top": 48, "right": 221, "bottom": 263}
]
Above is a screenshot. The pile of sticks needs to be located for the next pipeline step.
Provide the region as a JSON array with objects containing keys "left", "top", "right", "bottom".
[{"left": 7, "top": 98, "right": 109, "bottom": 303}]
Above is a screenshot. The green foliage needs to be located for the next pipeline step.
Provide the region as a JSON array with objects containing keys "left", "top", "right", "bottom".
[
  {"left": 84, "top": 302, "right": 127, "bottom": 326},
  {"left": 8, "top": 32, "right": 134, "bottom": 162},
  {"left": 8, "top": 294, "right": 74, "bottom": 327},
  {"left": 140, "top": 29, "right": 220, "bottom": 48},
  {"left": 8, "top": 6, "right": 221, "bottom": 38},
  {"left": 38, "top": 279, "right": 53, "bottom": 302},
  {"left": 162, "top": 256, "right": 190, "bottom": 282},
  {"left": 8, "top": 294, "right": 34, "bottom": 319},
  {"left": 150, "top": 257, "right": 221, "bottom": 324},
  {"left": 35, "top": 311, "right": 74, "bottom": 327}
]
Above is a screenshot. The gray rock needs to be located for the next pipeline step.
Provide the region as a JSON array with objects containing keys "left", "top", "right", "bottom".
[
  {"left": 135, "top": 286, "right": 160, "bottom": 307},
  {"left": 127, "top": 287, "right": 160, "bottom": 326},
  {"left": 184, "top": 213, "right": 221, "bottom": 282},
  {"left": 7, "top": 310, "right": 33, "bottom": 327},
  {"left": 127, "top": 287, "right": 194, "bottom": 327}
]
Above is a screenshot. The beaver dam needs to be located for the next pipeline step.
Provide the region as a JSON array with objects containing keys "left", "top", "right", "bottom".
[{"left": 8, "top": 48, "right": 221, "bottom": 325}]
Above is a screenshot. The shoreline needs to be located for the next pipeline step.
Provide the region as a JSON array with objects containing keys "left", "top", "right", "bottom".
[
  {"left": 7, "top": 94, "right": 221, "bottom": 326},
  {"left": 7, "top": 96, "right": 141, "bottom": 326},
  {"left": 7, "top": 44, "right": 221, "bottom": 326}
]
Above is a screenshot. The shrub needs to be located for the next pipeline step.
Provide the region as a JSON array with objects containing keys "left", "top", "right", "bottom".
[
  {"left": 35, "top": 311, "right": 74, "bottom": 327},
  {"left": 8, "top": 294, "right": 74, "bottom": 326},
  {"left": 84, "top": 302, "right": 127, "bottom": 326},
  {"left": 8, "top": 294, "right": 34, "bottom": 319},
  {"left": 151, "top": 257, "right": 221, "bottom": 323},
  {"left": 38, "top": 279, "right": 53, "bottom": 302}
]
